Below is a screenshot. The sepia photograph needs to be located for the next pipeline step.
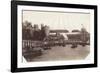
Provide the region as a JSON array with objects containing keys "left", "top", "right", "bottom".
[
  {"left": 22, "top": 10, "right": 90, "bottom": 62},
  {"left": 11, "top": 1, "right": 97, "bottom": 72}
]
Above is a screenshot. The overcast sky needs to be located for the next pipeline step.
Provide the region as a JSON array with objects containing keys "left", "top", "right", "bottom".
[{"left": 22, "top": 10, "right": 90, "bottom": 32}]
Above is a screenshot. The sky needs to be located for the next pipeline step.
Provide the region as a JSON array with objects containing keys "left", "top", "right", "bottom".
[{"left": 22, "top": 10, "right": 90, "bottom": 32}]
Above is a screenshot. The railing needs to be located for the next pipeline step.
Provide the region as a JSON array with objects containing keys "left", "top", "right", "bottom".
[{"left": 22, "top": 39, "right": 90, "bottom": 49}]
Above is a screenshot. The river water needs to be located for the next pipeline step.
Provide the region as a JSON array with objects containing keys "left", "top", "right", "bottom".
[{"left": 25, "top": 45, "right": 90, "bottom": 62}]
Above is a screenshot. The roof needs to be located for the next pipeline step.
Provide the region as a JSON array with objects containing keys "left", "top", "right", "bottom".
[{"left": 50, "top": 30, "right": 69, "bottom": 33}]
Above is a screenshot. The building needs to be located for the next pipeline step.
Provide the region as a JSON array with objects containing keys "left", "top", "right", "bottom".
[
  {"left": 34, "top": 24, "right": 39, "bottom": 31},
  {"left": 44, "top": 25, "right": 50, "bottom": 37}
]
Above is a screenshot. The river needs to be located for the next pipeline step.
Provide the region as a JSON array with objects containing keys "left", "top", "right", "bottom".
[{"left": 25, "top": 45, "right": 90, "bottom": 62}]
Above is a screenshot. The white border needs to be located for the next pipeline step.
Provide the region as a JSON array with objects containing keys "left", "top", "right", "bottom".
[{"left": 18, "top": 5, "right": 94, "bottom": 68}]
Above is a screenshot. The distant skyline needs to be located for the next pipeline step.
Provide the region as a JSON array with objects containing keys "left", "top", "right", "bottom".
[{"left": 22, "top": 10, "right": 90, "bottom": 32}]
